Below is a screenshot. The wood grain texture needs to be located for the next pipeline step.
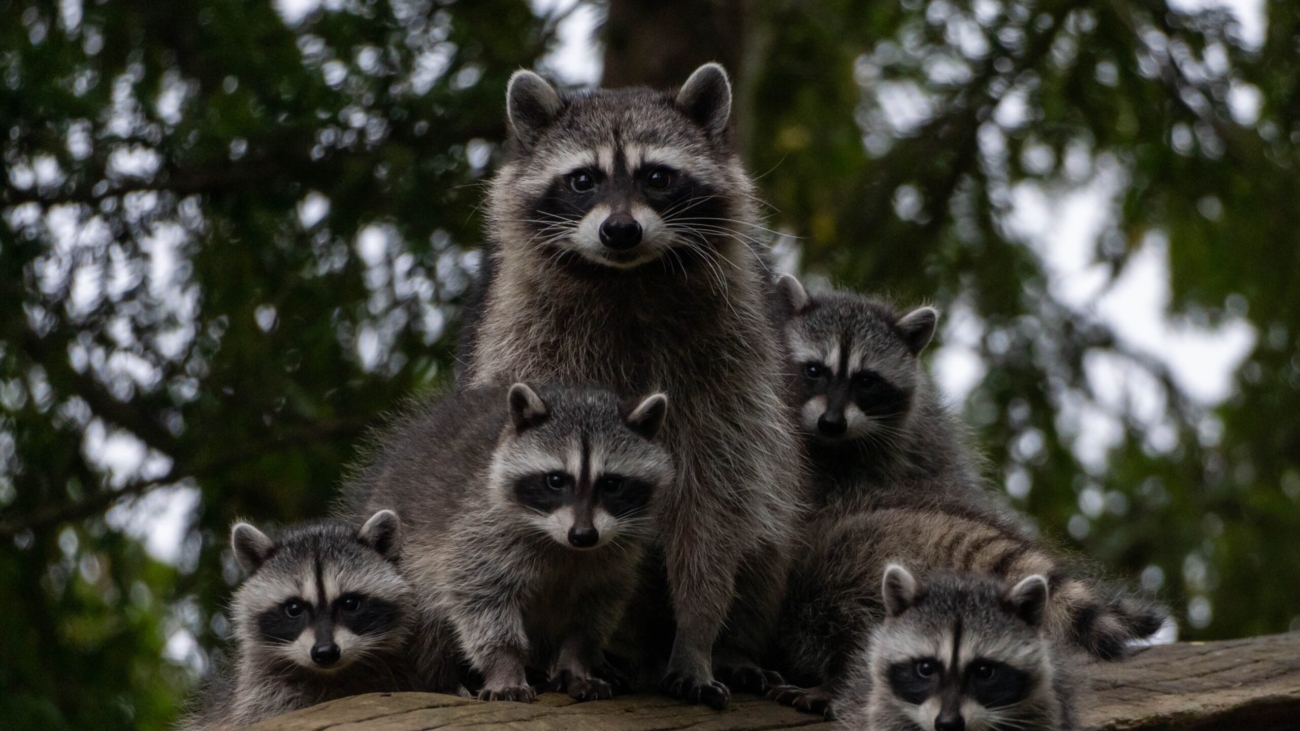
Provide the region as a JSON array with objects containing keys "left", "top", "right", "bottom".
[
  {"left": 1081, "top": 633, "right": 1300, "bottom": 731},
  {"left": 249, "top": 634, "right": 1300, "bottom": 731}
]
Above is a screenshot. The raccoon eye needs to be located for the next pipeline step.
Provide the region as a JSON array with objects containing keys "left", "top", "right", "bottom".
[
  {"left": 915, "top": 659, "right": 939, "bottom": 679},
  {"left": 803, "top": 363, "right": 827, "bottom": 379},
  {"left": 284, "top": 600, "right": 306, "bottom": 618},
  {"left": 568, "top": 170, "right": 596, "bottom": 193},
  {"left": 545, "top": 472, "right": 568, "bottom": 489},
  {"left": 646, "top": 168, "right": 674, "bottom": 190},
  {"left": 972, "top": 662, "right": 996, "bottom": 680},
  {"left": 852, "top": 372, "right": 878, "bottom": 388},
  {"left": 340, "top": 596, "right": 362, "bottom": 613},
  {"left": 597, "top": 476, "right": 624, "bottom": 493}
]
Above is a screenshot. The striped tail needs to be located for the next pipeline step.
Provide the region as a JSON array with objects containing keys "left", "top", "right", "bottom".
[{"left": 1049, "top": 577, "right": 1167, "bottom": 660}]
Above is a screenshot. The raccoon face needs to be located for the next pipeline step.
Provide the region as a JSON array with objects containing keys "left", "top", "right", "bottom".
[
  {"left": 868, "top": 566, "right": 1054, "bottom": 731},
  {"left": 777, "top": 276, "right": 937, "bottom": 443},
  {"left": 496, "top": 64, "right": 742, "bottom": 270},
  {"left": 490, "top": 383, "right": 671, "bottom": 550},
  {"left": 230, "top": 511, "right": 410, "bottom": 675}
]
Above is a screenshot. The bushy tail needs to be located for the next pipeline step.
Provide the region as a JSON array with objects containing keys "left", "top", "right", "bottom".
[{"left": 1048, "top": 578, "right": 1167, "bottom": 660}]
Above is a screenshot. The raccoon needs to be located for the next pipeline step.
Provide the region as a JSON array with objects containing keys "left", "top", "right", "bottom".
[
  {"left": 775, "top": 275, "right": 985, "bottom": 516},
  {"left": 769, "top": 505, "right": 1163, "bottom": 717},
  {"left": 459, "top": 63, "right": 803, "bottom": 707},
  {"left": 768, "top": 279, "right": 1165, "bottom": 716},
  {"left": 178, "top": 512, "right": 416, "bottom": 730},
  {"left": 836, "top": 565, "right": 1078, "bottom": 731},
  {"left": 343, "top": 383, "right": 672, "bottom": 702}
]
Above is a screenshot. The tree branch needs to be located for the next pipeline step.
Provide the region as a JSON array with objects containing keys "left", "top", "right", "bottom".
[
  {"left": 0, "top": 418, "right": 367, "bottom": 538},
  {"left": 1, "top": 162, "right": 283, "bottom": 208},
  {"left": 0, "top": 474, "right": 177, "bottom": 538}
]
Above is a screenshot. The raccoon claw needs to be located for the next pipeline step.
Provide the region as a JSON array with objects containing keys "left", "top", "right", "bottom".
[
  {"left": 477, "top": 685, "right": 536, "bottom": 703},
  {"left": 766, "top": 684, "right": 833, "bottom": 717},
  {"left": 716, "top": 664, "right": 785, "bottom": 694},
  {"left": 568, "top": 676, "right": 614, "bottom": 702},
  {"left": 663, "top": 672, "right": 730, "bottom": 710},
  {"left": 544, "top": 670, "right": 614, "bottom": 702},
  {"left": 594, "top": 662, "right": 632, "bottom": 694}
]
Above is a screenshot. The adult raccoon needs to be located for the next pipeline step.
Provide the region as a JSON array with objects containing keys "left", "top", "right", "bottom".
[{"left": 460, "top": 64, "right": 803, "bottom": 708}]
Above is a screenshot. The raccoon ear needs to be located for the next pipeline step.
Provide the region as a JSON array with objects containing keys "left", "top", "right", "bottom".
[
  {"left": 508, "top": 382, "right": 551, "bottom": 432},
  {"left": 1007, "top": 574, "right": 1049, "bottom": 627},
  {"left": 882, "top": 563, "right": 919, "bottom": 617},
  {"left": 776, "top": 274, "right": 810, "bottom": 314},
  {"left": 506, "top": 70, "right": 562, "bottom": 148},
  {"left": 358, "top": 509, "right": 402, "bottom": 560},
  {"left": 895, "top": 306, "right": 939, "bottom": 356},
  {"left": 676, "top": 63, "right": 732, "bottom": 141},
  {"left": 231, "top": 522, "right": 275, "bottom": 574},
  {"left": 626, "top": 393, "right": 669, "bottom": 440}
]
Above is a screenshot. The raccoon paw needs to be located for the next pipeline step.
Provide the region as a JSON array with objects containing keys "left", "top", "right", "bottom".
[
  {"left": 543, "top": 669, "right": 615, "bottom": 702},
  {"left": 567, "top": 675, "right": 614, "bottom": 702},
  {"left": 766, "top": 684, "right": 834, "bottom": 717},
  {"left": 715, "top": 662, "right": 785, "bottom": 694},
  {"left": 477, "top": 684, "right": 536, "bottom": 703},
  {"left": 663, "top": 671, "right": 730, "bottom": 710}
]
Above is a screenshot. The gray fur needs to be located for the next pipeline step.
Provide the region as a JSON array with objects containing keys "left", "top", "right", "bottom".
[
  {"left": 178, "top": 515, "right": 417, "bottom": 730},
  {"left": 836, "top": 567, "right": 1078, "bottom": 731},
  {"left": 342, "top": 384, "right": 673, "bottom": 703},
  {"left": 773, "top": 494, "right": 1165, "bottom": 718},
  {"left": 462, "top": 64, "right": 803, "bottom": 707},
  {"left": 770, "top": 285, "right": 1165, "bottom": 717}
]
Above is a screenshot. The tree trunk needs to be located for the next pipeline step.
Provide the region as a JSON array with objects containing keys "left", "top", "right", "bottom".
[{"left": 600, "top": 0, "right": 768, "bottom": 154}]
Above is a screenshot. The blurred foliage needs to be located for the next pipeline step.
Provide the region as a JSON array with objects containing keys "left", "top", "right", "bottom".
[
  {"left": 0, "top": 0, "right": 549, "bottom": 727},
  {"left": 725, "top": 0, "right": 1300, "bottom": 642},
  {"left": 0, "top": 0, "right": 1297, "bottom": 728}
]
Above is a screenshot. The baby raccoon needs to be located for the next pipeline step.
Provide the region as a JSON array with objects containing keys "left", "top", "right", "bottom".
[
  {"left": 775, "top": 275, "right": 983, "bottom": 515},
  {"left": 344, "top": 383, "right": 671, "bottom": 702},
  {"left": 836, "top": 565, "right": 1077, "bottom": 731},
  {"left": 179, "top": 512, "right": 415, "bottom": 730},
  {"left": 770, "top": 505, "right": 1161, "bottom": 717}
]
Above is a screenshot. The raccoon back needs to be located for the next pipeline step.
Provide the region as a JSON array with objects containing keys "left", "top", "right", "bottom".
[{"left": 339, "top": 386, "right": 505, "bottom": 531}]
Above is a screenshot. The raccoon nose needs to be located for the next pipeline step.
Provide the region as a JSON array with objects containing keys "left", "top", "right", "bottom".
[
  {"left": 934, "top": 714, "right": 965, "bottom": 731},
  {"left": 599, "top": 216, "right": 642, "bottom": 250},
  {"left": 568, "top": 526, "right": 600, "bottom": 548},
  {"left": 310, "top": 643, "right": 341, "bottom": 667},
  {"left": 817, "top": 413, "right": 847, "bottom": 437}
]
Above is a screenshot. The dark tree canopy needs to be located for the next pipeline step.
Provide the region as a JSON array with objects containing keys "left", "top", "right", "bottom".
[{"left": 1, "top": 1, "right": 1297, "bottom": 729}]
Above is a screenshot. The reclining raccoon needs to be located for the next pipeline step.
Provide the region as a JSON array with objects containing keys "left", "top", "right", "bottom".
[
  {"left": 836, "top": 565, "right": 1078, "bottom": 731},
  {"left": 771, "top": 503, "right": 1162, "bottom": 717}
]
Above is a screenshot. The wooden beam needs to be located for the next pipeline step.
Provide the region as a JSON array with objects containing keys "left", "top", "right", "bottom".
[
  {"left": 249, "top": 633, "right": 1300, "bottom": 731},
  {"left": 1084, "top": 633, "right": 1300, "bottom": 730}
]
